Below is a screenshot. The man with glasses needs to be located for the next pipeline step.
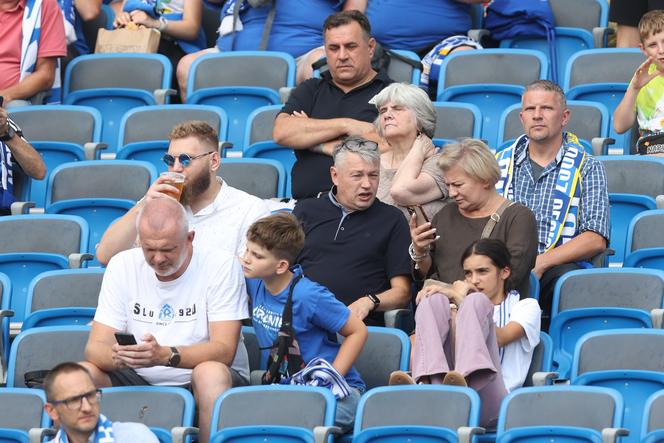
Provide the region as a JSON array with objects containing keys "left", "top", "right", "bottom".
[
  {"left": 273, "top": 10, "right": 393, "bottom": 200},
  {"left": 292, "top": 136, "right": 411, "bottom": 326},
  {"left": 44, "top": 362, "right": 159, "bottom": 442},
  {"left": 83, "top": 197, "right": 249, "bottom": 443},
  {"left": 95, "top": 120, "right": 269, "bottom": 266}
]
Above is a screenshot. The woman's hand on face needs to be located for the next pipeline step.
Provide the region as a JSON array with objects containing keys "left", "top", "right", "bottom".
[{"left": 409, "top": 213, "right": 438, "bottom": 254}]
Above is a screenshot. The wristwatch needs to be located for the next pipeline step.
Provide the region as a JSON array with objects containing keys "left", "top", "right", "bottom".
[
  {"left": 366, "top": 293, "right": 380, "bottom": 311},
  {"left": 166, "top": 346, "right": 181, "bottom": 367},
  {"left": 0, "top": 124, "right": 16, "bottom": 142}
]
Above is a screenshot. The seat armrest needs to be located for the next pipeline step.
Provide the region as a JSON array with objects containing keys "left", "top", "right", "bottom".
[
  {"left": 0, "top": 309, "right": 14, "bottom": 319},
  {"left": 68, "top": 253, "right": 94, "bottom": 269},
  {"left": 532, "top": 371, "right": 559, "bottom": 386},
  {"left": 171, "top": 426, "right": 199, "bottom": 443},
  {"left": 29, "top": 427, "right": 56, "bottom": 443},
  {"left": 467, "top": 28, "right": 489, "bottom": 44},
  {"left": 591, "top": 137, "right": 615, "bottom": 157},
  {"left": 652, "top": 309, "right": 664, "bottom": 329},
  {"left": 10, "top": 201, "right": 35, "bottom": 215},
  {"left": 29, "top": 91, "right": 50, "bottom": 105},
  {"left": 153, "top": 88, "right": 177, "bottom": 105},
  {"left": 601, "top": 427, "right": 629, "bottom": 443},
  {"left": 250, "top": 369, "right": 266, "bottom": 385},
  {"left": 383, "top": 309, "right": 414, "bottom": 333},
  {"left": 458, "top": 426, "right": 485, "bottom": 443},
  {"left": 656, "top": 195, "right": 664, "bottom": 209},
  {"left": 83, "top": 142, "right": 108, "bottom": 161},
  {"left": 279, "top": 87, "right": 293, "bottom": 104},
  {"left": 313, "top": 426, "right": 343, "bottom": 443},
  {"left": 218, "top": 141, "right": 235, "bottom": 158},
  {"left": 593, "top": 26, "right": 614, "bottom": 48},
  {"left": 590, "top": 249, "right": 614, "bottom": 268}
]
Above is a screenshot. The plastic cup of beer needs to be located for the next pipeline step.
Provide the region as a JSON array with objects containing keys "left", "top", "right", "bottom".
[{"left": 160, "top": 172, "right": 185, "bottom": 201}]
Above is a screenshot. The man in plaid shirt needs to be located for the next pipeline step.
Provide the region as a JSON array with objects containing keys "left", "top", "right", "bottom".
[{"left": 496, "top": 80, "right": 610, "bottom": 317}]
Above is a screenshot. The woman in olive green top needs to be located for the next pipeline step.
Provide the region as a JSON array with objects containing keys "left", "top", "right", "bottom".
[{"left": 409, "top": 139, "right": 538, "bottom": 297}]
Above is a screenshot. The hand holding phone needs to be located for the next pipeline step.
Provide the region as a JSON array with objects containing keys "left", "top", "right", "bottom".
[{"left": 115, "top": 332, "right": 137, "bottom": 346}]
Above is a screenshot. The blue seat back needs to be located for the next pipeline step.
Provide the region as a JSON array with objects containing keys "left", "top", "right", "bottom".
[
  {"left": 608, "top": 193, "right": 657, "bottom": 264},
  {"left": 218, "top": 158, "right": 286, "bottom": 199},
  {"left": 501, "top": 27, "right": 594, "bottom": 84},
  {"left": 642, "top": 390, "right": 664, "bottom": 443},
  {"left": 243, "top": 142, "right": 295, "bottom": 198},
  {"left": 0, "top": 388, "right": 49, "bottom": 433},
  {"left": 625, "top": 209, "right": 664, "bottom": 259},
  {"left": 115, "top": 140, "right": 170, "bottom": 174}
]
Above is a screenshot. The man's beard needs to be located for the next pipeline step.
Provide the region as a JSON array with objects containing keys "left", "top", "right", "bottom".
[{"left": 180, "top": 171, "right": 211, "bottom": 206}]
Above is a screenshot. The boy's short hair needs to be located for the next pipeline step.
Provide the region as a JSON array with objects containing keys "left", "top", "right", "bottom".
[
  {"left": 639, "top": 10, "right": 664, "bottom": 42},
  {"left": 247, "top": 213, "right": 305, "bottom": 265}
]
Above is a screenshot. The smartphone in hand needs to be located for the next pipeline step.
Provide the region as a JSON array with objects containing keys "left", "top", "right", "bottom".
[{"left": 114, "top": 332, "right": 137, "bottom": 346}]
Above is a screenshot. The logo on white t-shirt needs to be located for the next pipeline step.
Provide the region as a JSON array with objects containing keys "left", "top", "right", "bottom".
[
  {"left": 133, "top": 302, "right": 198, "bottom": 325},
  {"left": 159, "top": 304, "right": 175, "bottom": 322}
]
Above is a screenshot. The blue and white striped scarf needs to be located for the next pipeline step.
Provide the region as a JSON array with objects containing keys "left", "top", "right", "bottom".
[
  {"left": 289, "top": 357, "right": 351, "bottom": 399},
  {"left": 52, "top": 414, "right": 115, "bottom": 443},
  {"left": 21, "top": 0, "right": 61, "bottom": 103}
]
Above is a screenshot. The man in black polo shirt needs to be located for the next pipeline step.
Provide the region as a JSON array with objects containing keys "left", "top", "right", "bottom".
[
  {"left": 292, "top": 136, "right": 411, "bottom": 326},
  {"left": 273, "top": 10, "right": 393, "bottom": 200}
]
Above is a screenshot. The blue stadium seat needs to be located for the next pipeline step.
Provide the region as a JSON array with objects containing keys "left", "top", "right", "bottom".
[
  {"left": 243, "top": 143, "right": 295, "bottom": 198},
  {"left": 570, "top": 329, "right": 664, "bottom": 442},
  {"left": 116, "top": 140, "right": 169, "bottom": 174},
  {"left": 496, "top": 385, "right": 625, "bottom": 443},
  {"left": 218, "top": 158, "right": 287, "bottom": 199},
  {"left": 624, "top": 210, "right": 664, "bottom": 266},
  {"left": 0, "top": 215, "right": 90, "bottom": 325},
  {"left": 609, "top": 193, "right": 657, "bottom": 265},
  {"left": 549, "top": 268, "right": 664, "bottom": 378},
  {"left": 116, "top": 104, "right": 229, "bottom": 158},
  {"left": 642, "top": 390, "right": 664, "bottom": 443},
  {"left": 432, "top": 102, "right": 482, "bottom": 147},
  {"left": 208, "top": 385, "right": 336, "bottom": 443},
  {"left": 352, "top": 385, "right": 482, "bottom": 443},
  {"left": 0, "top": 273, "right": 11, "bottom": 383},
  {"left": 0, "top": 388, "right": 50, "bottom": 443},
  {"left": 500, "top": 27, "right": 595, "bottom": 84},
  {"left": 101, "top": 386, "right": 196, "bottom": 443},
  {"left": 186, "top": 51, "right": 296, "bottom": 153},
  {"left": 63, "top": 54, "right": 173, "bottom": 153}
]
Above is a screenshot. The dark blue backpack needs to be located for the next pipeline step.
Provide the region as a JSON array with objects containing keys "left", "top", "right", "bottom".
[{"left": 484, "top": 0, "right": 559, "bottom": 83}]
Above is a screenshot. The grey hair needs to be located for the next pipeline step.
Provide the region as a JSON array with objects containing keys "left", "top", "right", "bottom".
[
  {"left": 136, "top": 195, "right": 189, "bottom": 240},
  {"left": 523, "top": 80, "right": 567, "bottom": 108},
  {"left": 437, "top": 138, "right": 500, "bottom": 185},
  {"left": 370, "top": 83, "right": 436, "bottom": 138},
  {"left": 333, "top": 136, "right": 380, "bottom": 167}
]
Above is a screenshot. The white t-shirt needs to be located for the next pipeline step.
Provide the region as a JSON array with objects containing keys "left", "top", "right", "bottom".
[
  {"left": 95, "top": 245, "right": 250, "bottom": 385},
  {"left": 493, "top": 292, "right": 541, "bottom": 392},
  {"left": 186, "top": 179, "right": 270, "bottom": 257}
]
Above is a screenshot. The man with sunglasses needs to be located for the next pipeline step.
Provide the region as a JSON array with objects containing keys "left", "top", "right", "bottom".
[
  {"left": 95, "top": 120, "right": 269, "bottom": 266},
  {"left": 293, "top": 136, "right": 411, "bottom": 326},
  {"left": 44, "top": 362, "right": 159, "bottom": 442},
  {"left": 273, "top": 10, "right": 393, "bottom": 200}
]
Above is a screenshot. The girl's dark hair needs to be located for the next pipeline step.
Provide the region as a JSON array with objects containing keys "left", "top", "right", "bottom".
[{"left": 461, "top": 239, "right": 513, "bottom": 290}]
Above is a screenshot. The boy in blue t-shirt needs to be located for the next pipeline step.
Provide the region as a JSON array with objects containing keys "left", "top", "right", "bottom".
[{"left": 241, "top": 212, "right": 368, "bottom": 431}]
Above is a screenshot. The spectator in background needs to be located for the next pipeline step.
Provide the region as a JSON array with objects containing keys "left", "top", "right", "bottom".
[
  {"left": 83, "top": 197, "right": 249, "bottom": 443},
  {"left": 614, "top": 10, "right": 664, "bottom": 156},
  {"left": 273, "top": 10, "right": 392, "bottom": 200},
  {"left": 114, "top": 0, "right": 205, "bottom": 92},
  {"left": 370, "top": 82, "right": 448, "bottom": 222},
  {"left": 409, "top": 139, "right": 537, "bottom": 299},
  {"left": 609, "top": 0, "right": 664, "bottom": 48},
  {"left": 0, "top": 0, "right": 66, "bottom": 107},
  {"left": 176, "top": 0, "right": 364, "bottom": 101},
  {"left": 95, "top": 120, "right": 269, "bottom": 265},
  {"left": 44, "top": 362, "right": 159, "bottom": 442},
  {"left": 293, "top": 137, "right": 412, "bottom": 326},
  {"left": 365, "top": 0, "right": 485, "bottom": 57},
  {"left": 0, "top": 108, "right": 47, "bottom": 214},
  {"left": 495, "top": 80, "right": 609, "bottom": 317}
]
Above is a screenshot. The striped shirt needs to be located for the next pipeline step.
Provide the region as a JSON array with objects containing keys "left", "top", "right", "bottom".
[{"left": 507, "top": 134, "right": 610, "bottom": 254}]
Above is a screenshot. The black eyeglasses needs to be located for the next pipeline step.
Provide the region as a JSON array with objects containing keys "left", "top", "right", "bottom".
[
  {"left": 162, "top": 151, "right": 215, "bottom": 167},
  {"left": 51, "top": 389, "right": 102, "bottom": 410}
]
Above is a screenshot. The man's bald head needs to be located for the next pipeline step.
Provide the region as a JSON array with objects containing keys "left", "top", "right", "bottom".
[{"left": 136, "top": 196, "right": 189, "bottom": 242}]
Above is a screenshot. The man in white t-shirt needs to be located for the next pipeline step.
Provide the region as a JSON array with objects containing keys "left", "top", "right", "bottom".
[
  {"left": 95, "top": 120, "right": 270, "bottom": 266},
  {"left": 82, "top": 197, "right": 249, "bottom": 443}
]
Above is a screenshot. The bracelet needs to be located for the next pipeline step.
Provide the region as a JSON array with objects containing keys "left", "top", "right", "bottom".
[
  {"left": 157, "top": 16, "right": 168, "bottom": 31},
  {"left": 408, "top": 242, "right": 429, "bottom": 262},
  {"left": 366, "top": 293, "right": 380, "bottom": 311}
]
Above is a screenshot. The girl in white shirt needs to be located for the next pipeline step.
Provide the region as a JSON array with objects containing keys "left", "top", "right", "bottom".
[{"left": 391, "top": 238, "right": 541, "bottom": 426}]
